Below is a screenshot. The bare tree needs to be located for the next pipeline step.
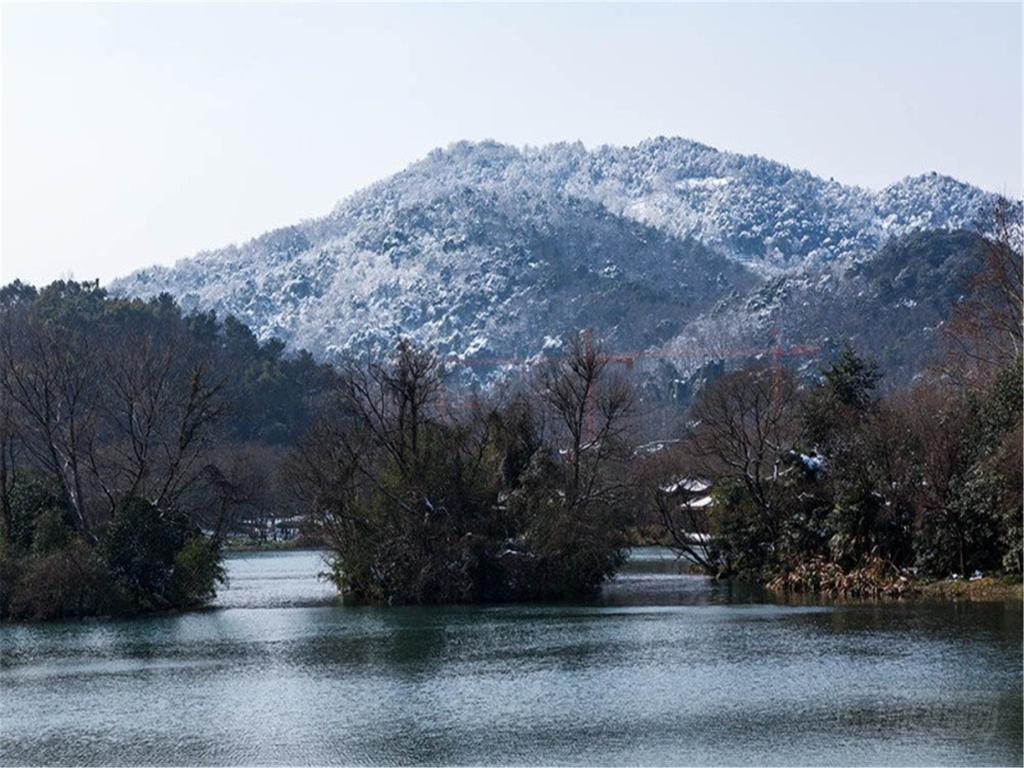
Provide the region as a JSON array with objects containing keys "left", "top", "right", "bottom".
[
  {"left": 195, "top": 443, "right": 280, "bottom": 543},
  {"left": 88, "top": 321, "right": 223, "bottom": 517},
  {"left": 0, "top": 385, "right": 17, "bottom": 547},
  {"left": 535, "top": 331, "right": 635, "bottom": 511},
  {"left": 285, "top": 341, "right": 455, "bottom": 564},
  {"left": 684, "top": 366, "right": 802, "bottom": 540},
  {"left": 341, "top": 340, "right": 442, "bottom": 485},
  {"left": 943, "top": 197, "right": 1023, "bottom": 382},
  {"left": 0, "top": 308, "right": 101, "bottom": 537},
  {"left": 283, "top": 400, "right": 367, "bottom": 552},
  {"left": 0, "top": 300, "right": 224, "bottom": 536},
  {"left": 634, "top": 445, "right": 718, "bottom": 571},
  {"left": 287, "top": 336, "right": 641, "bottom": 603}
]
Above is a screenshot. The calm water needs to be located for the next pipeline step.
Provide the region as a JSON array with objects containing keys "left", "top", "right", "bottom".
[{"left": 1, "top": 548, "right": 1021, "bottom": 766}]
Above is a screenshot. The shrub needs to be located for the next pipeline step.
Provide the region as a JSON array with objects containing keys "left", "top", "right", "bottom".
[
  {"left": 707, "top": 481, "right": 777, "bottom": 578},
  {"left": 915, "top": 466, "right": 1005, "bottom": 578},
  {"left": 767, "top": 555, "right": 913, "bottom": 599},
  {"left": 102, "top": 497, "right": 223, "bottom": 611},
  {"left": 0, "top": 553, "right": 24, "bottom": 618},
  {"left": 506, "top": 452, "right": 631, "bottom": 600},
  {"left": 102, "top": 497, "right": 190, "bottom": 609},
  {"left": 31, "top": 507, "right": 73, "bottom": 556},
  {"left": 168, "top": 536, "right": 225, "bottom": 606},
  {"left": 3, "top": 474, "right": 65, "bottom": 556},
  {"left": 7, "top": 539, "right": 125, "bottom": 621}
]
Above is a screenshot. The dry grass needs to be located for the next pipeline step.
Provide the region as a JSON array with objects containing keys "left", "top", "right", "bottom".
[
  {"left": 767, "top": 556, "right": 916, "bottom": 599},
  {"left": 919, "top": 576, "right": 1023, "bottom": 601}
]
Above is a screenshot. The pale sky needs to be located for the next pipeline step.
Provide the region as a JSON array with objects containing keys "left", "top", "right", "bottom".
[{"left": 1, "top": 2, "right": 1021, "bottom": 286}]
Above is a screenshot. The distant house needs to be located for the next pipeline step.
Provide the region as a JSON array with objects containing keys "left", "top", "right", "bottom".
[
  {"left": 271, "top": 516, "right": 305, "bottom": 541},
  {"left": 659, "top": 476, "right": 716, "bottom": 559},
  {"left": 660, "top": 477, "right": 714, "bottom": 512},
  {"left": 235, "top": 514, "right": 307, "bottom": 542}
]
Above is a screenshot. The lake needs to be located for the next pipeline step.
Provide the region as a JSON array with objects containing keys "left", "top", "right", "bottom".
[{"left": 1, "top": 548, "right": 1021, "bottom": 766}]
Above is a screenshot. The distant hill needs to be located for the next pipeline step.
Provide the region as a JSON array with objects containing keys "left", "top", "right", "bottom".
[{"left": 110, "top": 137, "right": 1012, "bottom": 390}]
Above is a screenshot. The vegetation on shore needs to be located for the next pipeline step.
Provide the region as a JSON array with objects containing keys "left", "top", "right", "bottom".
[
  {"left": 284, "top": 334, "right": 635, "bottom": 604},
  {"left": 0, "top": 201, "right": 1019, "bottom": 619},
  {"left": 0, "top": 282, "right": 335, "bottom": 620},
  {"left": 643, "top": 203, "right": 1022, "bottom": 597},
  {"left": 221, "top": 536, "right": 322, "bottom": 552},
  {"left": 641, "top": 346, "right": 1022, "bottom": 598},
  {"left": 918, "top": 575, "right": 1023, "bottom": 601}
]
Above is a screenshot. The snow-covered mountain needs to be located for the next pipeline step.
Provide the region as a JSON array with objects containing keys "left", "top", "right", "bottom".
[{"left": 110, "top": 137, "right": 1008, "bottom": 385}]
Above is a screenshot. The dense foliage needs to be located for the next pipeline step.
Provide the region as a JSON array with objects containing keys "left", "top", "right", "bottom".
[
  {"left": 650, "top": 210, "right": 1023, "bottom": 594},
  {"left": 2, "top": 199, "right": 1019, "bottom": 617},
  {"left": 0, "top": 281, "right": 335, "bottom": 620},
  {"left": 649, "top": 350, "right": 1022, "bottom": 596},
  {"left": 285, "top": 334, "right": 636, "bottom": 604}
]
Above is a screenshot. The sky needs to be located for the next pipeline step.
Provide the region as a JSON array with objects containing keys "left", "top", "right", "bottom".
[{"left": 1, "top": 2, "right": 1021, "bottom": 287}]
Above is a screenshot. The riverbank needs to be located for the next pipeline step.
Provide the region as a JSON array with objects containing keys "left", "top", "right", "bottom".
[
  {"left": 624, "top": 539, "right": 1024, "bottom": 602},
  {"left": 222, "top": 537, "right": 322, "bottom": 553},
  {"left": 764, "top": 573, "right": 1024, "bottom": 603},
  {"left": 919, "top": 576, "right": 1023, "bottom": 601}
]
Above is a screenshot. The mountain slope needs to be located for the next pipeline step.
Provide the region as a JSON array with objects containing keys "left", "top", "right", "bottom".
[
  {"left": 665, "top": 229, "right": 991, "bottom": 383},
  {"left": 110, "top": 137, "right": 1007, "bottom": 380}
]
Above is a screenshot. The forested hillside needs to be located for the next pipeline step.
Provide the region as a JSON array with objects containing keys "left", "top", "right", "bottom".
[{"left": 110, "top": 138, "right": 1015, "bottom": 388}]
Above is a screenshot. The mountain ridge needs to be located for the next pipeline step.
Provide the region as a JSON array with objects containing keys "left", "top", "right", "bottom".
[{"left": 109, "top": 137, "right": 1012, "bottom": 388}]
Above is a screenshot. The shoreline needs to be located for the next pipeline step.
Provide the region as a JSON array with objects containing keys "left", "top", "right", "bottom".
[
  {"left": 624, "top": 534, "right": 1024, "bottom": 603},
  {"left": 761, "top": 574, "right": 1024, "bottom": 603},
  {"left": 222, "top": 538, "right": 322, "bottom": 553},
  {"left": 917, "top": 576, "right": 1023, "bottom": 601},
  {"left": 221, "top": 543, "right": 1024, "bottom": 604}
]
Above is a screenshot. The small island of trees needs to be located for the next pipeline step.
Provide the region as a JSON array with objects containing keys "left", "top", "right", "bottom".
[{"left": 284, "top": 334, "right": 635, "bottom": 604}]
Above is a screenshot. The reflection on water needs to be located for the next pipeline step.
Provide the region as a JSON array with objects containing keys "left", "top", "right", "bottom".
[{"left": 1, "top": 548, "right": 1021, "bottom": 766}]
